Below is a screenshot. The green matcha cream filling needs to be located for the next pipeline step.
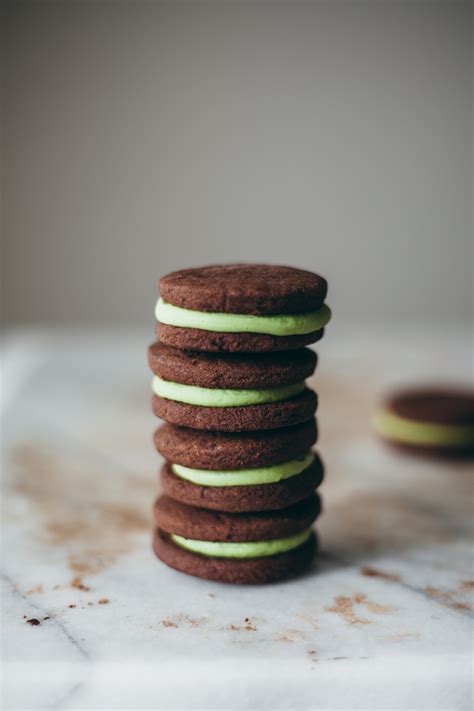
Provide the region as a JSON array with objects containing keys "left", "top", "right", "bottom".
[
  {"left": 171, "top": 527, "right": 312, "bottom": 559},
  {"left": 153, "top": 375, "right": 306, "bottom": 407},
  {"left": 155, "top": 298, "right": 331, "bottom": 336},
  {"left": 374, "top": 410, "right": 474, "bottom": 447},
  {"left": 171, "top": 451, "right": 314, "bottom": 487}
]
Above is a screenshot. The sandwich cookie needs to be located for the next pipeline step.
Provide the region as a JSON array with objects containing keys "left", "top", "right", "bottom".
[
  {"left": 149, "top": 342, "right": 317, "bottom": 431},
  {"left": 153, "top": 494, "right": 320, "bottom": 584},
  {"left": 374, "top": 386, "right": 474, "bottom": 458},
  {"left": 154, "top": 419, "right": 318, "bottom": 470},
  {"left": 160, "top": 451, "right": 324, "bottom": 512},
  {"left": 156, "top": 264, "right": 330, "bottom": 352}
]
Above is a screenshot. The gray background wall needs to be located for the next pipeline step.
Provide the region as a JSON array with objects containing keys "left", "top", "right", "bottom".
[{"left": 2, "top": 1, "right": 472, "bottom": 326}]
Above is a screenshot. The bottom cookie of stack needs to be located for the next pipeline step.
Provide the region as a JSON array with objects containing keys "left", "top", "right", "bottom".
[{"left": 153, "top": 495, "right": 321, "bottom": 584}]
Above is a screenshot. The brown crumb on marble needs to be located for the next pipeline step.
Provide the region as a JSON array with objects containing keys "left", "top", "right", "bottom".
[
  {"left": 365, "top": 600, "right": 393, "bottom": 614},
  {"left": 385, "top": 631, "right": 419, "bottom": 642},
  {"left": 297, "top": 613, "right": 318, "bottom": 630},
  {"left": 162, "top": 619, "right": 178, "bottom": 628},
  {"left": 225, "top": 619, "right": 257, "bottom": 632},
  {"left": 360, "top": 566, "right": 401, "bottom": 582},
  {"left": 448, "top": 601, "right": 470, "bottom": 610},
  {"left": 326, "top": 596, "right": 371, "bottom": 625},
  {"left": 176, "top": 613, "right": 207, "bottom": 628},
  {"left": 26, "top": 584, "right": 44, "bottom": 595},
  {"left": 68, "top": 604, "right": 76, "bottom": 608},
  {"left": 98, "top": 598, "right": 109, "bottom": 605},
  {"left": 460, "top": 581, "right": 474, "bottom": 591},
  {"left": 276, "top": 628, "right": 308, "bottom": 642},
  {"left": 43, "top": 616, "right": 50, "bottom": 621},
  {"left": 27, "top": 618, "right": 40, "bottom": 625},
  {"left": 71, "top": 576, "right": 90, "bottom": 592},
  {"left": 353, "top": 593, "right": 393, "bottom": 614},
  {"left": 160, "top": 614, "right": 206, "bottom": 629},
  {"left": 424, "top": 587, "right": 471, "bottom": 611}
]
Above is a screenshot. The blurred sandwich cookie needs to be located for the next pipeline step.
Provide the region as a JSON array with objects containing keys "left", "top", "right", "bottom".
[{"left": 374, "top": 386, "right": 474, "bottom": 458}]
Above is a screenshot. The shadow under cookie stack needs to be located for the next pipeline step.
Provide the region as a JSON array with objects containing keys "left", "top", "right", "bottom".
[{"left": 149, "top": 264, "right": 331, "bottom": 584}]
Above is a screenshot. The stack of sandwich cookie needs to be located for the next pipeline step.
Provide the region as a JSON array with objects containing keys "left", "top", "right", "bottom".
[{"left": 149, "top": 264, "right": 331, "bottom": 583}]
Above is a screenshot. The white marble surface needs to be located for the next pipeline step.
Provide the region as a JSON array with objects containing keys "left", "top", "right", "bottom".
[{"left": 2, "top": 325, "right": 473, "bottom": 711}]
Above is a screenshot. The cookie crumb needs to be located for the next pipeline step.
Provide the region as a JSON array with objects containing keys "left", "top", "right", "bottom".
[
  {"left": 162, "top": 619, "right": 178, "bottom": 628},
  {"left": 360, "top": 566, "right": 401, "bottom": 582},
  {"left": 326, "top": 596, "right": 371, "bottom": 625},
  {"left": 26, "top": 584, "right": 44, "bottom": 595},
  {"left": 98, "top": 598, "right": 109, "bottom": 605},
  {"left": 26, "top": 618, "right": 40, "bottom": 625},
  {"left": 71, "top": 576, "right": 90, "bottom": 591},
  {"left": 68, "top": 604, "right": 76, "bottom": 608},
  {"left": 425, "top": 586, "right": 471, "bottom": 611}
]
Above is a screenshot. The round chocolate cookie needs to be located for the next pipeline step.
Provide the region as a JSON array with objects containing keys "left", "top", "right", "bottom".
[
  {"left": 159, "top": 454, "right": 324, "bottom": 512},
  {"left": 148, "top": 342, "right": 317, "bottom": 389},
  {"left": 151, "top": 389, "right": 317, "bottom": 432},
  {"left": 154, "top": 493, "right": 321, "bottom": 541},
  {"left": 159, "top": 264, "right": 327, "bottom": 316},
  {"left": 374, "top": 386, "right": 474, "bottom": 458},
  {"left": 153, "top": 527, "right": 317, "bottom": 584},
  {"left": 156, "top": 323, "right": 324, "bottom": 354},
  {"left": 154, "top": 420, "right": 318, "bottom": 470}
]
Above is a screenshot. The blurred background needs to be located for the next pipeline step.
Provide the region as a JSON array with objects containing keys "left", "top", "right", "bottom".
[{"left": 2, "top": 0, "right": 472, "bottom": 328}]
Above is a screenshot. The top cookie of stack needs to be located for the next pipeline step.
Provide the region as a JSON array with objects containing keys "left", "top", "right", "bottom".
[
  {"left": 155, "top": 263, "right": 330, "bottom": 353},
  {"left": 150, "top": 265, "right": 330, "bottom": 433}
]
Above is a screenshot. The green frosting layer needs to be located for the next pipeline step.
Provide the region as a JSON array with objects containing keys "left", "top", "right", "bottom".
[
  {"left": 153, "top": 375, "right": 305, "bottom": 407},
  {"left": 374, "top": 410, "right": 474, "bottom": 447},
  {"left": 172, "top": 451, "right": 315, "bottom": 487},
  {"left": 156, "top": 298, "right": 331, "bottom": 336},
  {"left": 171, "top": 527, "right": 312, "bottom": 559}
]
